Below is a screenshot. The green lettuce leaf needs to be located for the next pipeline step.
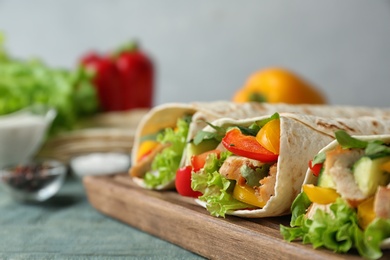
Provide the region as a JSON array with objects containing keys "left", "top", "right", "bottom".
[
  {"left": 143, "top": 117, "right": 190, "bottom": 188},
  {"left": 360, "top": 218, "right": 390, "bottom": 259},
  {"left": 284, "top": 131, "right": 390, "bottom": 259},
  {"left": 280, "top": 195, "right": 390, "bottom": 260},
  {"left": 290, "top": 192, "right": 312, "bottom": 227},
  {"left": 281, "top": 198, "right": 359, "bottom": 252},
  {"left": 191, "top": 151, "right": 255, "bottom": 217},
  {"left": 0, "top": 36, "right": 98, "bottom": 134}
]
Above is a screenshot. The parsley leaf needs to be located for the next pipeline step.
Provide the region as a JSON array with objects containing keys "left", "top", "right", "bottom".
[
  {"left": 335, "top": 130, "right": 368, "bottom": 149},
  {"left": 255, "top": 113, "right": 280, "bottom": 128},
  {"left": 312, "top": 151, "right": 326, "bottom": 165},
  {"left": 193, "top": 121, "right": 226, "bottom": 145},
  {"left": 240, "top": 163, "right": 270, "bottom": 187}
]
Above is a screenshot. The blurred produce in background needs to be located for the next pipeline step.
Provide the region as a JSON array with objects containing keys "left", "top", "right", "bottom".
[
  {"left": 79, "top": 41, "right": 154, "bottom": 112},
  {"left": 0, "top": 33, "right": 155, "bottom": 135},
  {"left": 233, "top": 67, "right": 327, "bottom": 105},
  {"left": 0, "top": 34, "right": 99, "bottom": 135}
]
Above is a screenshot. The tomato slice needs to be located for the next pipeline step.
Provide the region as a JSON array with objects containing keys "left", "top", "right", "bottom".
[
  {"left": 175, "top": 166, "right": 202, "bottom": 198},
  {"left": 308, "top": 160, "right": 323, "bottom": 177},
  {"left": 256, "top": 119, "right": 280, "bottom": 154},
  {"left": 222, "top": 128, "right": 278, "bottom": 162},
  {"left": 191, "top": 149, "right": 221, "bottom": 172}
]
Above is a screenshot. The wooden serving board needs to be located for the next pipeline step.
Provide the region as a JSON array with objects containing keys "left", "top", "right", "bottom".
[{"left": 83, "top": 174, "right": 389, "bottom": 260}]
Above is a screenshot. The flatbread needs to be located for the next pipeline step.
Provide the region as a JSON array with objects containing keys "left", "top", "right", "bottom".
[
  {"left": 300, "top": 133, "right": 390, "bottom": 250},
  {"left": 130, "top": 101, "right": 390, "bottom": 190},
  {"left": 193, "top": 113, "right": 390, "bottom": 218}
]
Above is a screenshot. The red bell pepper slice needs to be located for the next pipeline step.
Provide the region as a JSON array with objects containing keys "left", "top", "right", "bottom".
[
  {"left": 222, "top": 128, "right": 278, "bottom": 162},
  {"left": 191, "top": 149, "right": 221, "bottom": 172},
  {"left": 308, "top": 160, "right": 323, "bottom": 177},
  {"left": 175, "top": 166, "right": 202, "bottom": 198}
]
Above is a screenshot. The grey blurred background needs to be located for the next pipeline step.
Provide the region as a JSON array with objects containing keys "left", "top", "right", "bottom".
[{"left": 1, "top": 0, "right": 389, "bottom": 107}]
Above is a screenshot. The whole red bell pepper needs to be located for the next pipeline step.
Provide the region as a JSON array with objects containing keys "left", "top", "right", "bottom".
[
  {"left": 80, "top": 53, "right": 122, "bottom": 111},
  {"left": 116, "top": 44, "right": 154, "bottom": 110},
  {"left": 222, "top": 128, "right": 278, "bottom": 162},
  {"left": 80, "top": 42, "right": 154, "bottom": 111}
]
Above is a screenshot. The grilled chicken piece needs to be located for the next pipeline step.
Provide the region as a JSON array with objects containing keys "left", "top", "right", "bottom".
[
  {"left": 324, "top": 147, "right": 365, "bottom": 202},
  {"left": 219, "top": 156, "right": 265, "bottom": 182},
  {"left": 255, "top": 164, "right": 277, "bottom": 203},
  {"left": 374, "top": 185, "right": 390, "bottom": 219},
  {"left": 219, "top": 156, "right": 277, "bottom": 204},
  {"left": 129, "top": 143, "right": 168, "bottom": 178},
  {"left": 306, "top": 203, "right": 333, "bottom": 220}
]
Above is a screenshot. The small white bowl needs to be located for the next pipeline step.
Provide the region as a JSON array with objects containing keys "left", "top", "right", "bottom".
[
  {"left": 70, "top": 152, "right": 131, "bottom": 178},
  {"left": 0, "top": 105, "right": 56, "bottom": 169}
]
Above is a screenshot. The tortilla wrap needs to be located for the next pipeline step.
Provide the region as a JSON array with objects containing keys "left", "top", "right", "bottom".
[
  {"left": 282, "top": 133, "right": 390, "bottom": 258},
  {"left": 191, "top": 113, "right": 390, "bottom": 218},
  {"left": 129, "top": 101, "right": 390, "bottom": 190},
  {"left": 303, "top": 135, "right": 390, "bottom": 186}
]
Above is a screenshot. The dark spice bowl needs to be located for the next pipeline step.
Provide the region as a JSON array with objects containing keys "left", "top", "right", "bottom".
[{"left": 0, "top": 159, "right": 67, "bottom": 203}]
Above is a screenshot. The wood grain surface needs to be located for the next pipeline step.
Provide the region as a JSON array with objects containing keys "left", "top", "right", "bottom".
[{"left": 83, "top": 174, "right": 389, "bottom": 260}]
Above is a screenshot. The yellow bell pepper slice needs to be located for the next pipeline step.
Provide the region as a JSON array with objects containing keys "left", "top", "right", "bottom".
[
  {"left": 233, "top": 184, "right": 266, "bottom": 208},
  {"left": 256, "top": 119, "right": 280, "bottom": 154},
  {"left": 137, "top": 140, "right": 159, "bottom": 162},
  {"left": 380, "top": 160, "right": 390, "bottom": 173},
  {"left": 303, "top": 184, "right": 340, "bottom": 205},
  {"left": 357, "top": 197, "right": 376, "bottom": 230}
]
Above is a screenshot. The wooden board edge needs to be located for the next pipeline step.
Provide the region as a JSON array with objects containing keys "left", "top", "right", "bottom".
[{"left": 83, "top": 175, "right": 369, "bottom": 260}]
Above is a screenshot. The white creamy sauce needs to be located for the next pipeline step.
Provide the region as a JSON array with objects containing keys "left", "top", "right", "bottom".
[
  {"left": 0, "top": 114, "right": 48, "bottom": 168},
  {"left": 70, "top": 153, "right": 131, "bottom": 177}
]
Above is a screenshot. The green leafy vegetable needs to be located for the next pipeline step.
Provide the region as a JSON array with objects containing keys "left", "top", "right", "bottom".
[
  {"left": 289, "top": 192, "right": 312, "bottom": 227},
  {"left": 237, "top": 123, "right": 260, "bottom": 136},
  {"left": 282, "top": 131, "right": 390, "bottom": 259},
  {"left": 281, "top": 193, "right": 390, "bottom": 260},
  {"left": 236, "top": 113, "right": 280, "bottom": 136},
  {"left": 240, "top": 163, "right": 270, "bottom": 187},
  {"left": 335, "top": 130, "right": 390, "bottom": 159},
  {"left": 193, "top": 113, "right": 279, "bottom": 145},
  {"left": 335, "top": 130, "right": 368, "bottom": 149},
  {"left": 255, "top": 112, "right": 280, "bottom": 128},
  {"left": 191, "top": 151, "right": 255, "bottom": 217},
  {"left": 144, "top": 117, "right": 190, "bottom": 188},
  {"left": 0, "top": 34, "right": 99, "bottom": 134},
  {"left": 363, "top": 218, "right": 390, "bottom": 259},
  {"left": 193, "top": 121, "right": 226, "bottom": 145},
  {"left": 312, "top": 151, "right": 326, "bottom": 165},
  {"left": 365, "top": 141, "right": 390, "bottom": 159},
  {"left": 281, "top": 198, "right": 360, "bottom": 254}
]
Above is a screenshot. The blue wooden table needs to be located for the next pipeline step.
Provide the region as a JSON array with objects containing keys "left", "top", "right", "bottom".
[{"left": 0, "top": 175, "right": 204, "bottom": 259}]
